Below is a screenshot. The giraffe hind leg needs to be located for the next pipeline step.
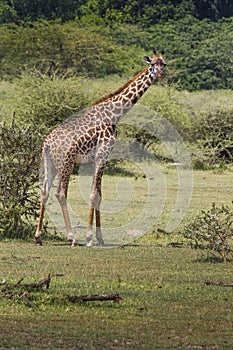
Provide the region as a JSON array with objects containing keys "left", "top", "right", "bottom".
[
  {"left": 55, "top": 172, "right": 77, "bottom": 247},
  {"left": 35, "top": 149, "right": 56, "bottom": 245}
]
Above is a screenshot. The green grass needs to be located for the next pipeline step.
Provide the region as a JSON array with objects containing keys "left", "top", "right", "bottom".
[
  {"left": 1, "top": 242, "right": 233, "bottom": 349},
  {"left": 1, "top": 164, "right": 233, "bottom": 349},
  {"left": 1, "top": 167, "right": 233, "bottom": 349},
  {"left": 61, "top": 165, "right": 233, "bottom": 245}
]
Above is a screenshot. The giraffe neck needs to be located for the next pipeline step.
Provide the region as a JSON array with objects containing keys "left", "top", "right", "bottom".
[{"left": 92, "top": 65, "right": 156, "bottom": 125}]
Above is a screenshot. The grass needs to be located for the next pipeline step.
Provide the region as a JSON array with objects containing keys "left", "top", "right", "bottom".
[
  {"left": 52, "top": 164, "right": 233, "bottom": 246},
  {"left": 1, "top": 167, "right": 233, "bottom": 349},
  {"left": 1, "top": 242, "right": 233, "bottom": 349}
]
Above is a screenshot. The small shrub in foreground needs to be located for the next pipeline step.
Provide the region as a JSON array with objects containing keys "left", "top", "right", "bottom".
[
  {"left": 0, "top": 122, "right": 41, "bottom": 239},
  {"left": 183, "top": 203, "right": 233, "bottom": 262}
]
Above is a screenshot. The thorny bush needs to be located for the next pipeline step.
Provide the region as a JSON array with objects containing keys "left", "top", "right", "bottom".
[
  {"left": 183, "top": 203, "right": 233, "bottom": 262},
  {"left": 0, "top": 122, "right": 43, "bottom": 239}
]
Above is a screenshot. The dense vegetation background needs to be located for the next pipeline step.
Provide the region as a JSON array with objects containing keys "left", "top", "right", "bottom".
[
  {"left": 0, "top": 0, "right": 233, "bottom": 238},
  {"left": 0, "top": 0, "right": 232, "bottom": 90}
]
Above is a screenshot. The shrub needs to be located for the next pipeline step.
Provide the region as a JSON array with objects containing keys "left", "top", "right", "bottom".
[
  {"left": 183, "top": 203, "right": 233, "bottom": 262},
  {"left": 0, "top": 122, "right": 42, "bottom": 239},
  {"left": 191, "top": 111, "right": 233, "bottom": 167},
  {"left": 141, "top": 87, "right": 233, "bottom": 167},
  {"left": 184, "top": 90, "right": 233, "bottom": 168},
  {"left": 13, "top": 70, "right": 89, "bottom": 129}
]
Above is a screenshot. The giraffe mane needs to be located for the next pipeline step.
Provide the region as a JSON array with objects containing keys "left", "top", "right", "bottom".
[{"left": 91, "top": 66, "right": 149, "bottom": 106}]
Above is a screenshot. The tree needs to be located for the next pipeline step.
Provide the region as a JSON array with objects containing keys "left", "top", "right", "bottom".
[
  {"left": 0, "top": 0, "right": 17, "bottom": 24},
  {"left": 0, "top": 122, "right": 42, "bottom": 239},
  {"left": 194, "top": 0, "right": 233, "bottom": 20}
]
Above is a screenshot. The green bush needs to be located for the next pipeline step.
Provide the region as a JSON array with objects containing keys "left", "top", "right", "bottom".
[
  {"left": 12, "top": 70, "right": 89, "bottom": 129},
  {"left": 193, "top": 111, "right": 233, "bottom": 164},
  {"left": 182, "top": 90, "right": 233, "bottom": 168},
  {"left": 183, "top": 203, "right": 233, "bottom": 262},
  {"left": 140, "top": 87, "right": 233, "bottom": 167},
  {"left": 0, "top": 122, "right": 42, "bottom": 239},
  {"left": 0, "top": 21, "right": 142, "bottom": 79}
]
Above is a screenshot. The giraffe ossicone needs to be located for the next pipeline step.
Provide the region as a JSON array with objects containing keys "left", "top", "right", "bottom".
[{"left": 35, "top": 51, "right": 166, "bottom": 247}]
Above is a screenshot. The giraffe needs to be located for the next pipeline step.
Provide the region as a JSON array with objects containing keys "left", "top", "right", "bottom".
[{"left": 35, "top": 50, "right": 166, "bottom": 247}]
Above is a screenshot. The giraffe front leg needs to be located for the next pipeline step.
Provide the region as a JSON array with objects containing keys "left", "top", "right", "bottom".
[
  {"left": 96, "top": 209, "right": 104, "bottom": 246},
  {"left": 94, "top": 170, "right": 105, "bottom": 246},
  {"left": 86, "top": 207, "right": 94, "bottom": 246},
  {"left": 86, "top": 208, "right": 104, "bottom": 246},
  {"left": 87, "top": 165, "right": 105, "bottom": 246}
]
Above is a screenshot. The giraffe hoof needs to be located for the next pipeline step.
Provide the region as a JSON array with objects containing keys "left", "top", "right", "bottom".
[
  {"left": 68, "top": 238, "right": 77, "bottom": 247},
  {"left": 35, "top": 239, "right": 42, "bottom": 246}
]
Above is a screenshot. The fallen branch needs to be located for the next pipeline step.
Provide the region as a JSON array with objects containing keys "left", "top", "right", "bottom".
[
  {"left": 1, "top": 274, "right": 64, "bottom": 306},
  {"left": 165, "top": 242, "right": 185, "bottom": 248},
  {"left": 1, "top": 275, "right": 122, "bottom": 307},
  {"left": 15, "top": 275, "right": 51, "bottom": 290},
  {"left": 68, "top": 293, "right": 123, "bottom": 303},
  {"left": 16, "top": 274, "right": 62, "bottom": 290},
  {"left": 3, "top": 274, "right": 64, "bottom": 292},
  {"left": 204, "top": 281, "right": 233, "bottom": 287}
]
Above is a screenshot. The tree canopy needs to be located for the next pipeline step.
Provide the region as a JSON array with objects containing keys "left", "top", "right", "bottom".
[
  {"left": 0, "top": 0, "right": 233, "bottom": 24},
  {"left": 0, "top": 1, "right": 232, "bottom": 90}
]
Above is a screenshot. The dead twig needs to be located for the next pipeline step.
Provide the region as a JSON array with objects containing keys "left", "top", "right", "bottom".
[
  {"left": 1, "top": 274, "right": 64, "bottom": 306},
  {"left": 68, "top": 293, "right": 123, "bottom": 303},
  {"left": 165, "top": 242, "right": 185, "bottom": 248},
  {"left": 204, "top": 281, "right": 233, "bottom": 287},
  {"left": 14, "top": 278, "right": 24, "bottom": 287},
  {"left": 11, "top": 274, "right": 51, "bottom": 290},
  {"left": 4, "top": 274, "right": 64, "bottom": 291}
]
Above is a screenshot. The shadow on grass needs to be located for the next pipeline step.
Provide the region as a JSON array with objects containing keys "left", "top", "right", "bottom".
[
  {"left": 193, "top": 255, "right": 232, "bottom": 263},
  {"left": 74, "top": 160, "right": 144, "bottom": 178}
]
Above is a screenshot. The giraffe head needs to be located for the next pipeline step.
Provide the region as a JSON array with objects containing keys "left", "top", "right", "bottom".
[{"left": 143, "top": 50, "right": 166, "bottom": 78}]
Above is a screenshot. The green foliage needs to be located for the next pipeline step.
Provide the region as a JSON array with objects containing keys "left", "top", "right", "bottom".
[
  {"left": 0, "top": 0, "right": 17, "bottom": 23},
  {"left": 139, "top": 16, "right": 233, "bottom": 91},
  {"left": 0, "top": 0, "right": 83, "bottom": 23},
  {"left": 0, "top": 21, "right": 142, "bottom": 79},
  {"left": 183, "top": 203, "right": 233, "bottom": 262},
  {"left": 176, "top": 18, "right": 233, "bottom": 90},
  {"left": 190, "top": 110, "right": 233, "bottom": 168},
  {"left": 194, "top": 0, "right": 233, "bottom": 20},
  {"left": 12, "top": 70, "right": 89, "bottom": 129},
  {"left": 1, "top": 16, "right": 232, "bottom": 90},
  {"left": 179, "top": 89, "right": 233, "bottom": 168},
  {"left": 0, "top": 0, "right": 233, "bottom": 25},
  {"left": 137, "top": 86, "right": 233, "bottom": 167},
  {"left": 0, "top": 122, "right": 42, "bottom": 239}
]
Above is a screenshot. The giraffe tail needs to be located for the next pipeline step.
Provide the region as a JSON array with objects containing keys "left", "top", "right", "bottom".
[{"left": 39, "top": 144, "right": 56, "bottom": 187}]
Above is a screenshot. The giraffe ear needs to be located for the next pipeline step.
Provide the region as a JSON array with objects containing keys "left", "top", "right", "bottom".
[{"left": 143, "top": 56, "right": 152, "bottom": 64}]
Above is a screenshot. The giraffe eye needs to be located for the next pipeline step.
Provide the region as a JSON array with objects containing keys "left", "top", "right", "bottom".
[{"left": 156, "top": 58, "right": 166, "bottom": 66}]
